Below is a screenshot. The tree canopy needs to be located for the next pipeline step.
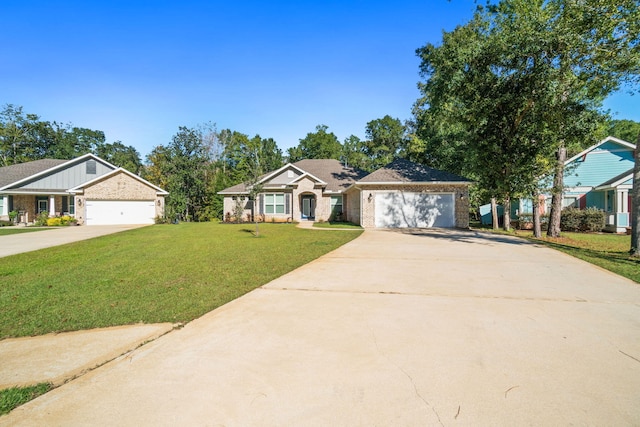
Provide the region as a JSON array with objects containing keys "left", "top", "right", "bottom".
[{"left": 412, "top": 0, "right": 639, "bottom": 233}]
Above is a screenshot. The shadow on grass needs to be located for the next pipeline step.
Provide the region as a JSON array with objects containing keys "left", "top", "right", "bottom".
[{"left": 542, "top": 240, "right": 640, "bottom": 267}]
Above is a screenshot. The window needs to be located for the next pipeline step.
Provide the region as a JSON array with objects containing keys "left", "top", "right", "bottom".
[
  {"left": 86, "top": 160, "right": 96, "bottom": 174},
  {"left": 331, "top": 195, "right": 343, "bottom": 215},
  {"left": 265, "top": 193, "right": 285, "bottom": 214},
  {"left": 69, "top": 196, "right": 75, "bottom": 215}
]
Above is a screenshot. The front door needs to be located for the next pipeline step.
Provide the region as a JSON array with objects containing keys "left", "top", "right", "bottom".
[
  {"left": 37, "top": 197, "right": 48, "bottom": 214},
  {"left": 302, "top": 196, "right": 315, "bottom": 219}
]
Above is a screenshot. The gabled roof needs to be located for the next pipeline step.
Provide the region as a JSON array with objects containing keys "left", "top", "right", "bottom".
[
  {"left": 565, "top": 136, "right": 636, "bottom": 165},
  {"left": 0, "top": 153, "right": 117, "bottom": 191},
  {"left": 218, "top": 159, "right": 368, "bottom": 194},
  {"left": 292, "top": 159, "right": 368, "bottom": 192},
  {"left": 595, "top": 168, "right": 634, "bottom": 190},
  {"left": 68, "top": 167, "right": 169, "bottom": 195},
  {"left": 0, "top": 159, "right": 68, "bottom": 188},
  {"left": 357, "top": 158, "right": 471, "bottom": 184}
]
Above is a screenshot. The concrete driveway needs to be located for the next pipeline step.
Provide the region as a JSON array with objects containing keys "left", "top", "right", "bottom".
[
  {"left": 0, "top": 224, "right": 148, "bottom": 258},
  {"left": 2, "top": 229, "right": 639, "bottom": 426}
]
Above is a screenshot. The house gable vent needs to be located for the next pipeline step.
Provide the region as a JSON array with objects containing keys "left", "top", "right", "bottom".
[{"left": 86, "top": 160, "right": 97, "bottom": 174}]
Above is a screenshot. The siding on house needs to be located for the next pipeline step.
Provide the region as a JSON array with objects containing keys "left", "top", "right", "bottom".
[
  {"left": 564, "top": 141, "right": 634, "bottom": 188},
  {"left": 15, "top": 159, "right": 114, "bottom": 191}
]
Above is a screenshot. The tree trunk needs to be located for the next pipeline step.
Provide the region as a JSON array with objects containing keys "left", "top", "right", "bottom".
[
  {"left": 547, "top": 146, "right": 566, "bottom": 237},
  {"left": 253, "top": 199, "right": 260, "bottom": 237},
  {"left": 532, "top": 194, "right": 542, "bottom": 238},
  {"left": 630, "top": 133, "right": 640, "bottom": 256},
  {"left": 491, "top": 197, "right": 499, "bottom": 230},
  {"left": 503, "top": 195, "right": 511, "bottom": 231}
]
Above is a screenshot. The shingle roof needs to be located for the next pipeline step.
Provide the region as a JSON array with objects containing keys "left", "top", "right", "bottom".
[
  {"left": 218, "top": 159, "right": 368, "bottom": 194},
  {"left": 358, "top": 158, "right": 471, "bottom": 183},
  {"left": 292, "top": 159, "right": 368, "bottom": 191},
  {"left": 0, "top": 159, "right": 69, "bottom": 188}
]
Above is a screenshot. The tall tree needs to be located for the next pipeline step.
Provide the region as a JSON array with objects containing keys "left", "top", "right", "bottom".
[
  {"left": 341, "top": 135, "right": 369, "bottom": 171},
  {"left": 413, "top": 0, "right": 639, "bottom": 234},
  {"left": 608, "top": 119, "right": 640, "bottom": 143},
  {"left": 0, "top": 104, "right": 39, "bottom": 166},
  {"left": 165, "top": 126, "right": 209, "bottom": 221},
  {"left": 287, "top": 125, "right": 342, "bottom": 161},
  {"left": 95, "top": 141, "right": 143, "bottom": 174},
  {"left": 363, "top": 115, "right": 406, "bottom": 170}
]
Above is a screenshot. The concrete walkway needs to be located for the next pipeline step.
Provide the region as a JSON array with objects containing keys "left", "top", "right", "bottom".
[
  {"left": 2, "top": 229, "right": 639, "bottom": 426},
  {"left": 0, "top": 224, "right": 149, "bottom": 258}
]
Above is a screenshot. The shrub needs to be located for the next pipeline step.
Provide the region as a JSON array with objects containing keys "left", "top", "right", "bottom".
[
  {"left": 35, "top": 212, "right": 49, "bottom": 226},
  {"left": 516, "top": 213, "right": 549, "bottom": 230},
  {"left": 46, "top": 217, "right": 61, "bottom": 226},
  {"left": 560, "top": 207, "right": 605, "bottom": 232},
  {"left": 581, "top": 207, "right": 605, "bottom": 232},
  {"left": 560, "top": 208, "right": 582, "bottom": 231}
]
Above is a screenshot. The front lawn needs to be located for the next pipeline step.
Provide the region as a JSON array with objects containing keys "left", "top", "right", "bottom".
[
  {"left": 313, "top": 221, "right": 362, "bottom": 229},
  {"left": 478, "top": 229, "right": 640, "bottom": 283},
  {"left": 0, "top": 227, "right": 50, "bottom": 236},
  {"left": 0, "top": 223, "right": 362, "bottom": 339}
]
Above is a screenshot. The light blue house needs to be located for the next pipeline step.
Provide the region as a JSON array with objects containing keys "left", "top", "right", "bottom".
[{"left": 482, "top": 136, "right": 635, "bottom": 232}]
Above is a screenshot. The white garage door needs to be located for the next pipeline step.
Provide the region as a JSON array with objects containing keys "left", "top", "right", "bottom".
[
  {"left": 375, "top": 192, "right": 455, "bottom": 228},
  {"left": 85, "top": 200, "right": 156, "bottom": 225}
]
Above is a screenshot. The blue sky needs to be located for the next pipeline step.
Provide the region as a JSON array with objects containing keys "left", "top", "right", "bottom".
[{"left": 2, "top": 1, "right": 638, "bottom": 159}]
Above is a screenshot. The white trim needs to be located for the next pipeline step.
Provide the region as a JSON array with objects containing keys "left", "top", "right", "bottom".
[
  {"left": 565, "top": 136, "right": 636, "bottom": 165},
  {"left": 258, "top": 163, "right": 307, "bottom": 184},
  {"left": 68, "top": 167, "right": 169, "bottom": 195},
  {"left": 288, "top": 171, "right": 327, "bottom": 186},
  {"left": 595, "top": 172, "right": 634, "bottom": 190}
]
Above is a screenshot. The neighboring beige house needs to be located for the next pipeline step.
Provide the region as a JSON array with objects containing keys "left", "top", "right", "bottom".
[
  {"left": 0, "top": 154, "right": 168, "bottom": 225},
  {"left": 219, "top": 158, "right": 471, "bottom": 229}
]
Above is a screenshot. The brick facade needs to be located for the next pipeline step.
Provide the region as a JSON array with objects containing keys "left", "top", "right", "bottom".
[{"left": 75, "top": 171, "right": 164, "bottom": 225}]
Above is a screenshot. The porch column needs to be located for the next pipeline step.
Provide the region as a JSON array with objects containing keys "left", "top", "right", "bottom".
[{"left": 49, "top": 195, "right": 56, "bottom": 216}]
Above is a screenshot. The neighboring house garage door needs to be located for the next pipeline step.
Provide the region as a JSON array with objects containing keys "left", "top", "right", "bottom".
[
  {"left": 85, "top": 200, "right": 155, "bottom": 225},
  {"left": 375, "top": 192, "right": 455, "bottom": 228}
]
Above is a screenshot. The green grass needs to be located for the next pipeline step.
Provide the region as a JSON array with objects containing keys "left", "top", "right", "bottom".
[
  {"left": 0, "top": 227, "right": 50, "bottom": 236},
  {"left": 0, "top": 223, "right": 362, "bottom": 339},
  {"left": 313, "top": 221, "right": 362, "bottom": 229},
  {"left": 0, "top": 383, "right": 52, "bottom": 415},
  {"left": 477, "top": 228, "right": 640, "bottom": 283}
]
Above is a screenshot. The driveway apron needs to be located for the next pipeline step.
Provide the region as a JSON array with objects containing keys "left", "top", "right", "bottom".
[{"left": 2, "top": 229, "right": 639, "bottom": 426}]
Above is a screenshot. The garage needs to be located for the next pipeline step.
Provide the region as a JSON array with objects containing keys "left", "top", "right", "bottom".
[
  {"left": 375, "top": 192, "right": 455, "bottom": 228},
  {"left": 85, "top": 200, "right": 156, "bottom": 225}
]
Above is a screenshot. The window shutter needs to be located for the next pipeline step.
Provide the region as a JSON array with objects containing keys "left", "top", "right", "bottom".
[
  {"left": 259, "top": 194, "right": 264, "bottom": 214},
  {"left": 285, "top": 193, "right": 290, "bottom": 214}
]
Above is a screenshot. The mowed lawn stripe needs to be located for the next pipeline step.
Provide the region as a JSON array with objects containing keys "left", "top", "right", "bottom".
[{"left": 0, "top": 223, "right": 362, "bottom": 339}]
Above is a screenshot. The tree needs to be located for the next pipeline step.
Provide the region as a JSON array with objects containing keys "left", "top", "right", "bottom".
[
  {"left": 608, "top": 119, "right": 640, "bottom": 143},
  {"left": 412, "top": 0, "right": 639, "bottom": 234},
  {"left": 341, "top": 135, "right": 369, "bottom": 171},
  {"left": 95, "top": 141, "right": 142, "bottom": 174},
  {"left": 164, "top": 126, "right": 209, "bottom": 221},
  {"left": 0, "top": 104, "right": 39, "bottom": 166},
  {"left": 363, "top": 115, "right": 406, "bottom": 171},
  {"left": 287, "top": 125, "right": 342, "bottom": 161}
]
